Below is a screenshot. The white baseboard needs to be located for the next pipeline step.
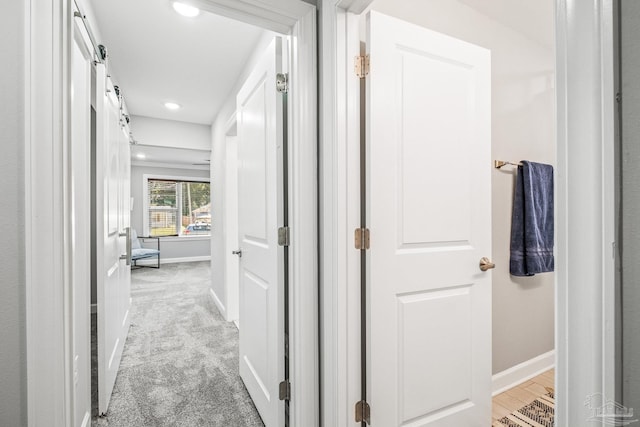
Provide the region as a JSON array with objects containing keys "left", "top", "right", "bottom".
[
  {"left": 492, "top": 350, "right": 555, "bottom": 396},
  {"left": 209, "top": 288, "right": 226, "bottom": 319},
  {"left": 135, "top": 255, "right": 211, "bottom": 266}
]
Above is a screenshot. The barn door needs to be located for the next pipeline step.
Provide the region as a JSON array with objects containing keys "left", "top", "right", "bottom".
[
  {"left": 71, "top": 28, "right": 92, "bottom": 427},
  {"left": 96, "top": 63, "right": 132, "bottom": 414},
  {"left": 236, "top": 37, "right": 286, "bottom": 427},
  {"left": 364, "top": 11, "right": 492, "bottom": 426}
]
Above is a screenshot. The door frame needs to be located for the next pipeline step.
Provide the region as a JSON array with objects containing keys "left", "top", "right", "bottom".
[
  {"left": 223, "top": 113, "right": 240, "bottom": 324},
  {"left": 24, "top": 0, "right": 317, "bottom": 426},
  {"left": 318, "top": 0, "right": 617, "bottom": 425}
]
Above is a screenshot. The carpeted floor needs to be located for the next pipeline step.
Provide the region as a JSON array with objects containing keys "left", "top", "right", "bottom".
[{"left": 93, "top": 261, "right": 264, "bottom": 427}]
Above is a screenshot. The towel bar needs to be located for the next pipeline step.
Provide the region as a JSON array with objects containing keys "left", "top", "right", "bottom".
[{"left": 494, "top": 160, "right": 523, "bottom": 169}]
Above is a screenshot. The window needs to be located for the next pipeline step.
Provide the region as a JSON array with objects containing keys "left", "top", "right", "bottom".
[{"left": 146, "top": 177, "right": 211, "bottom": 237}]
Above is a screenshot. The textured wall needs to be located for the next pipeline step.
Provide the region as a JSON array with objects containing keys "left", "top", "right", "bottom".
[
  {"left": 621, "top": 0, "right": 640, "bottom": 412},
  {"left": 368, "top": 0, "right": 556, "bottom": 374},
  {"left": 0, "top": 1, "right": 26, "bottom": 425}
]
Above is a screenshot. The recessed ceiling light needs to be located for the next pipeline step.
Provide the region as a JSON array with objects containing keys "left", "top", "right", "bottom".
[
  {"left": 172, "top": 2, "right": 200, "bottom": 17},
  {"left": 164, "top": 102, "right": 181, "bottom": 110},
  {"left": 136, "top": 153, "right": 146, "bottom": 159}
]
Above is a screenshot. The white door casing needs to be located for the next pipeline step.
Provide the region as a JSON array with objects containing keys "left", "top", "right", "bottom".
[
  {"left": 237, "top": 37, "right": 285, "bottom": 427},
  {"left": 366, "top": 11, "right": 492, "bottom": 426},
  {"left": 95, "top": 63, "right": 132, "bottom": 414},
  {"left": 25, "top": 2, "right": 317, "bottom": 426}
]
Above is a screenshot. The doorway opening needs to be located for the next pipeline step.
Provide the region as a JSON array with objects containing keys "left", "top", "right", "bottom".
[
  {"left": 65, "top": 0, "right": 317, "bottom": 426},
  {"left": 330, "top": 1, "right": 557, "bottom": 425}
]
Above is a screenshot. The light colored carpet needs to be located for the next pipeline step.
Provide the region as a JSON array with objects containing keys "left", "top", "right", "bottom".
[{"left": 93, "top": 261, "right": 264, "bottom": 427}]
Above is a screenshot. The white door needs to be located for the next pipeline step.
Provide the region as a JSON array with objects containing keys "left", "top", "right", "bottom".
[
  {"left": 366, "top": 11, "right": 492, "bottom": 426},
  {"left": 96, "top": 63, "right": 132, "bottom": 414},
  {"left": 225, "top": 134, "right": 240, "bottom": 324},
  {"left": 71, "top": 32, "right": 92, "bottom": 427},
  {"left": 236, "top": 37, "right": 285, "bottom": 427}
]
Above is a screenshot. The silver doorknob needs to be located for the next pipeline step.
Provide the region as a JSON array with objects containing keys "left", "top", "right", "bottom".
[
  {"left": 232, "top": 249, "right": 242, "bottom": 257},
  {"left": 479, "top": 257, "right": 495, "bottom": 271}
]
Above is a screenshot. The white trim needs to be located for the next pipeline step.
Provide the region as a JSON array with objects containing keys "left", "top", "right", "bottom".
[
  {"left": 492, "top": 351, "right": 556, "bottom": 397},
  {"left": 319, "top": 2, "right": 369, "bottom": 426},
  {"left": 26, "top": 0, "right": 73, "bottom": 425},
  {"left": 555, "top": 1, "right": 616, "bottom": 425},
  {"left": 135, "top": 255, "right": 211, "bottom": 265},
  {"left": 288, "top": 7, "right": 319, "bottom": 427},
  {"left": 148, "top": 235, "right": 211, "bottom": 242},
  {"left": 27, "top": 1, "right": 318, "bottom": 426},
  {"left": 209, "top": 288, "right": 227, "bottom": 319},
  {"left": 131, "top": 160, "right": 210, "bottom": 171}
]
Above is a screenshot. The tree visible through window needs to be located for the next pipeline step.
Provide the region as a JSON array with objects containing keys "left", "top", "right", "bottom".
[{"left": 147, "top": 178, "right": 211, "bottom": 236}]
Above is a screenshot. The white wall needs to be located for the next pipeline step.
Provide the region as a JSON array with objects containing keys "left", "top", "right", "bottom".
[
  {"left": 0, "top": 1, "right": 26, "bottom": 425},
  {"left": 130, "top": 115, "right": 211, "bottom": 151},
  {"left": 209, "top": 30, "right": 276, "bottom": 317},
  {"left": 368, "top": 0, "right": 556, "bottom": 374},
  {"left": 131, "top": 165, "right": 211, "bottom": 261}
]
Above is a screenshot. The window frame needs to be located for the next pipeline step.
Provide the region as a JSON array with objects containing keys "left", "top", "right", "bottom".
[{"left": 142, "top": 173, "right": 211, "bottom": 238}]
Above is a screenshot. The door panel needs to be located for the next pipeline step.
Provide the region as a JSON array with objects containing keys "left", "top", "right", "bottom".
[
  {"left": 237, "top": 37, "right": 284, "bottom": 427},
  {"left": 71, "top": 34, "right": 92, "bottom": 427},
  {"left": 96, "top": 64, "right": 131, "bottom": 414},
  {"left": 367, "top": 11, "right": 492, "bottom": 426}
]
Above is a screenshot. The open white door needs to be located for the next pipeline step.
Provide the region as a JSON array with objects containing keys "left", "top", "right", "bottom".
[
  {"left": 96, "top": 63, "right": 132, "bottom": 414},
  {"left": 225, "top": 132, "right": 240, "bottom": 325},
  {"left": 71, "top": 31, "right": 92, "bottom": 427},
  {"left": 236, "top": 37, "right": 285, "bottom": 427},
  {"left": 366, "top": 12, "right": 492, "bottom": 426}
]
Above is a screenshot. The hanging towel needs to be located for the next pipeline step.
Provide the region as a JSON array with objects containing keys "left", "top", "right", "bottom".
[{"left": 510, "top": 161, "right": 554, "bottom": 276}]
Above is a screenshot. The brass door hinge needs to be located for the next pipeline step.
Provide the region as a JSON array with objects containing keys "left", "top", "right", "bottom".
[
  {"left": 279, "top": 380, "right": 291, "bottom": 401},
  {"left": 355, "top": 400, "right": 370, "bottom": 424},
  {"left": 355, "top": 55, "right": 370, "bottom": 79},
  {"left": 278, "top": 226, "right": 290, "bottom": 247},
  {"left": 354, "top": 228, "right": 370, "bottom": 250}
]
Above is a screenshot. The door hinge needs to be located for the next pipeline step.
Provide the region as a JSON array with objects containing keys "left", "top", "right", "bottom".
[
  {"left": 279, "top": 380, "right": 291, "bottom": 401},
  {"left": 616, "top": 92, "right": 622, "bottom": 103},
  {"left": 355, "top": 55, "right": 370, "bottom": 79},
  {"left": 354, "top": 228, "right": 370, "bottom": 250},
  {"left": 276, "top": 73, "right": 289, "bottom": 93},
  {"left": 355, "top": 400, "right": 371, "bottom": 424},
  {"left": 278, "top": 226, "right": 290, "bottom": 246}
]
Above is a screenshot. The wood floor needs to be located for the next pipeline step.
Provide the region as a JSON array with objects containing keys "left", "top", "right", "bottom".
[{"left": 492, "top": 369, "right": 555, "bottom": 426}]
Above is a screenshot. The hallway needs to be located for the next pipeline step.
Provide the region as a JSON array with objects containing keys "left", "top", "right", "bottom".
[{"left": 93, "top": 262, "right": 263, "bottom": 426}]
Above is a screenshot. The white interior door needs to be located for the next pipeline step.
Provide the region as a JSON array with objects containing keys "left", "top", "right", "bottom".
[
  {"left": 236, "top": 37, "right": 285, "bottom": 427},
  {"left": 96, "top": 64, "right": 132, "bottom": 414},
  {"left": 225, "top": 134, "right": 240, "bottom": 325},
  {"left": 71, "top": 32, "right": 92, "bottom": 427},
  {"left": 366, "top": 11, "right": 492, "bottom": 426}
]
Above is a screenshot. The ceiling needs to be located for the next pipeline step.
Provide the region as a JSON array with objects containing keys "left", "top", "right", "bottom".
[
  {"left": 88, "top": 0, "right": 266, "bottom": 125},
  {"left": 457, "top": 0, "right": 554, "bottom": 49}
]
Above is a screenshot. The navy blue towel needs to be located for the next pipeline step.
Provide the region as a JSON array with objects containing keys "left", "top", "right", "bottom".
[{"left": 510, "top": 161, "right": 554, "bottom": 276}]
